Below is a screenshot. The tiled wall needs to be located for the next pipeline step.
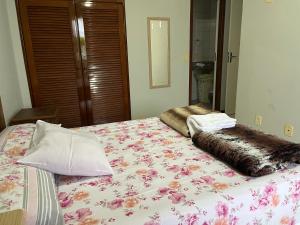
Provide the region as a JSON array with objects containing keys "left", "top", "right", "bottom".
[
  {"left": 191, "top": 0, "right": 218, "bottom": 103},
  {"left": 192, "top": 0, "right": 217, "bottom": 62}
]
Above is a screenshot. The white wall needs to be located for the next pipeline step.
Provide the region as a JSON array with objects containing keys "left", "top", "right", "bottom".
[
  {"left": 7, "top": 0, "right": 190, "bottom": 120},
  {"left": 6, "top": 0, "right": 32, "bottom": 108},
  {"left": 0, "top": 0, "right": 23, "bottom": 124},
  {"left": 125, "top": 0, "right": 190, "bottom": 119},
  {"left": 236, "top": 0, "right": 300, "bottom": 142}
]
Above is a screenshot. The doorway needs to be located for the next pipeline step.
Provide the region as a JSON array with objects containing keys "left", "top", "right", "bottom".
[
  {"left": 225, "top": 0, "right": 243, "bottom": 116},
  {"left": 189, "top": 0, "right": 226, "bottom": 110}
]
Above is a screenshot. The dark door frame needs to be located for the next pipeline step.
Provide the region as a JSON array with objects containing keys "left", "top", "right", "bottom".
[
  {"left": 0, "top": 97, "right": 6, "bottom": 132},
  {"left": 189, "top": 0, "right": 226, "bottom": 111}
]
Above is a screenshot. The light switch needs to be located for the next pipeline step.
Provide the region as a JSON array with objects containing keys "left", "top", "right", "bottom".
[
  {"left": 255, "top": 115, "right": 263, "bottom": 126},
  {"left": 284, "top": 124, "right": 294, "bottom": 137}
]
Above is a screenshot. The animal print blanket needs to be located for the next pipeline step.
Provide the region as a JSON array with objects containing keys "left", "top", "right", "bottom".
[{"left": 192, "top": 124, "right": 300, "bottom": 177}]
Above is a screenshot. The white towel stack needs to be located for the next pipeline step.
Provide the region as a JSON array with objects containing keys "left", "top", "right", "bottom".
[{"left": 187, "top": 113, "right": 237, "bottom": 137}]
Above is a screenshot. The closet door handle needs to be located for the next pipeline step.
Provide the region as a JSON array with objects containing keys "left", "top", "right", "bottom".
[{"left": 228, "top": 52, "right": 238, "bottom": 63}]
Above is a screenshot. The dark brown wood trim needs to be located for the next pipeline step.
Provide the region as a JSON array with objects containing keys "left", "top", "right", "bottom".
[
  {"left": 69, "top": 1, "right": 89, "bottom": 126},
  {"left": 121, "top": 0, "right": 132, "bottom": 120},
  {"left": 15, "top": 0, "right": 34, "bottom": 106},
  {"left": 0, "top": 97, "right": 6, "bottom": 132},
  {"left": 215, "top": 0, "right": 226, "bottom": 111},
  {"left": 189, "top": 0, "right": 226, "bottom": 111},
  {"left": 16, "top": 0, "right": 89, "bottom": 127},
  {"left": 75, "top": 0, "right": 131, "bottom": 124},
  {"left": 188, "top": 0, "right": 194, "bottom": 105}
]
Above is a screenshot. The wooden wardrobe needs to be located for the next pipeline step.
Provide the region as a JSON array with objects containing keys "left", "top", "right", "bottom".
[{"left": 17, "top": 0, "right": 131, "bottom": 128}]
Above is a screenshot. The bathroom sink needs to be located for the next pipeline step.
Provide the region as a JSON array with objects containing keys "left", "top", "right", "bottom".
[{"left": 192, "top": 61, "right": 214, "bottom": 74}]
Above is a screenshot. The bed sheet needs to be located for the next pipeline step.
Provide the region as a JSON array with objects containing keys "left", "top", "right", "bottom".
[{"left": 54, "top": 118, "right": 300, "bottom": 225}]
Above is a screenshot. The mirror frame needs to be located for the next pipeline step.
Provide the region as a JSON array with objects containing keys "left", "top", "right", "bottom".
[{"left": 147, "top": 17, "right": 171, "bottom": 89}]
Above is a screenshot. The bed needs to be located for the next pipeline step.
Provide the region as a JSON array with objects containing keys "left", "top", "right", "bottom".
[{"left": 1, "top": 117, "right": 300, "bottom": 225}]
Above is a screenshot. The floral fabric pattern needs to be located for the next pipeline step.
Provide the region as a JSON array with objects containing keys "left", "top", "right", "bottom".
[
  {"left": 0, "top": 164, "right": 25, "bottom": 212},
  {"left": 1, "top": 119, "right": 300, "bottom": 225},
  {"left": 0, "top": 124, "right": 35, "bottom": 212},
  {"left": 0, "top": 125, "right": 64, "bottom": 225},
  {"left": 56, "top": 118, "right": 300, "bottom": 225}
]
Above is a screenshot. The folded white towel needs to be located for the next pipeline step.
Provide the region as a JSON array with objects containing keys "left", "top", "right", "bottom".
[{"left": 187, "top": 113, "right": 237, "bottom": 137}]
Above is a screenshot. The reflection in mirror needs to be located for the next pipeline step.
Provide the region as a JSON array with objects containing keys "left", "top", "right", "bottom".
[{"left": 148, "top": 17, "right": 170, "bottom": 88}]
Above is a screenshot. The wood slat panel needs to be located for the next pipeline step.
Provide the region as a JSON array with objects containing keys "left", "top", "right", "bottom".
[
  {"left": 77, "top": 1, "right": 131, "bottom": 124},
  {"left": 18, "top": 0, "right": 87, "bottom": 128}
]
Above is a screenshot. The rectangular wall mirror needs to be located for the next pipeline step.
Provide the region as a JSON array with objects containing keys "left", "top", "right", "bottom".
[{"left": 148, "top": 17, "right": 170, "bottom": 88}]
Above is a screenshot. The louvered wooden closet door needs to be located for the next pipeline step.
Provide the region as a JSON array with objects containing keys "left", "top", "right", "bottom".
[
  {"left": 18, "top": 0, "right": 87, "bottom": 127},
  {"left": 76, "top": 1, "right": 131, "bottom": 124}
]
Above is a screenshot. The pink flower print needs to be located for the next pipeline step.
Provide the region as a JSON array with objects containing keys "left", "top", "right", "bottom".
[
  {"left": 295, "top": 181, "right": 300, "bottom": 191},
  {"left": 60, "top": 197, "right": 73, "bottom": 208},
  {"left": 291, "top": 191, "right": 300, "bottom": 202},
  {"left": 75, "top": 208, "right": 92, "bottom": 221},
  {"left": 64, "top": 212, "right": 76, "bottom": 223},
  {"left": 258, "top": 197, "right": 269, "bottom": 207},
  {"left": 58, "top": 192, "right": 73, "bottom": 208},
  {"left": 191, "top": 178, "right": 203, "bottom": 185},
  {"left": 125, "top": 211, "right": 134, "bottom": 216},
  {"left": 100, "top": 176, "right": 113, "bottom": 185},
  {"left": 125, "top": 190, "right": 138, "bottom": 197},
  {"left": 229, "top": 216, "right": 238, "bottom": 225},
  {"left": 144, "top": 221, "right": 160, "bottom": 225},
  {"left": 108, "top": 199, "right": 124, "bottom": 209},
  {"left": 180, "top": 167, "right": 192, "bottom": 176},
  {"left": 167, "top": 165, "right": 181, "bottom": 173},
  {"left": 141, "top": 155, "right": 153, "bottom": 166},
  {"left": 264, "top": 184, "right": 277, "bottom": 197},
  {"left": 110, "top": 159, "right": 122, "bottom": 167},
  {"left": 5, "top": 175, "right": 19, "bottom": 181},
  {"left": 291, "top": 181, "right": 300, "bottom": 202},
  {"left": 85, "top": 181, "right": 98, "bottom": 186},
  {"left": 185, "top": 213, "right": 199, "bottom": 225},
  {"left": 148, "top": 169, "right": 158, "bottom": 177},
  {"left": 138, "top": 123, "right": 146, "bottom": 128},
  {"left": 128, "top": 143, "right": 144, "bottom": 152},
  {"left": 104, "top": 145, "right": 115, "bottom": 153},
  {"left": 223, "top": 170, "right": 236, "bottom": 177},
  {"left": 201, "top": 176, "right": 215, "bottom": 184},
  {"left": 158, "top": 187, "right": 170, "bottom": 195},
  {"left": 216, "top": 202, "right": 228, "bottom": 217},
  {"left": 168, "top": 192, "right": 186, "bottom": 204},
  {"left": 95, "top": 128, "right": 109, "bottom": 135},
  {"left": 145, "top": 132, "right": 154, "bottom": 138},
  {"left": 193, "top": 153, "right": 213, "bottom": 161}
]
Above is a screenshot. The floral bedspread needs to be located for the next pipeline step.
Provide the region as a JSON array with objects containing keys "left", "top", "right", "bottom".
[
  {"left": 1, "top": 118, "right": 300, "bottom": 225},
  {"left": 57, "top": 118, "right": 300, "bottom": 225}
]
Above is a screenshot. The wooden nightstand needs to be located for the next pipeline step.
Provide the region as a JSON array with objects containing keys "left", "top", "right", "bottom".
[
  {"left": 0, "top": 209, "right": 24, "bottom": 225},
  {"left": 10, "top": 107, "right": 58, "bottom": 126}
]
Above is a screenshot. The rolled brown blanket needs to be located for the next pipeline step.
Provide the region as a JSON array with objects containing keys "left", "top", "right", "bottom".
[
  {"left": 192, "top": 124, "right": 300, "bottom": 177},
  {"left": 160, "top": 104, "right": 212, "bottom": 137}
]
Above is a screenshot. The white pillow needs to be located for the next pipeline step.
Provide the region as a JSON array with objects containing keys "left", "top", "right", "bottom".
[
  {"left": 31, "top": 120, "right": 95, "bottom": 147},
  {"left": 26, "top": 120, "right": 62, "bottom": 156},
  {"left": 18, "top": 126, "right": 113, "bottom": 176}
]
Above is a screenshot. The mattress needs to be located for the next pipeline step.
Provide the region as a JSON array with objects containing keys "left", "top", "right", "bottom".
[{"left": 1, "top": 118, "right": 300, "bottom": 225}]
